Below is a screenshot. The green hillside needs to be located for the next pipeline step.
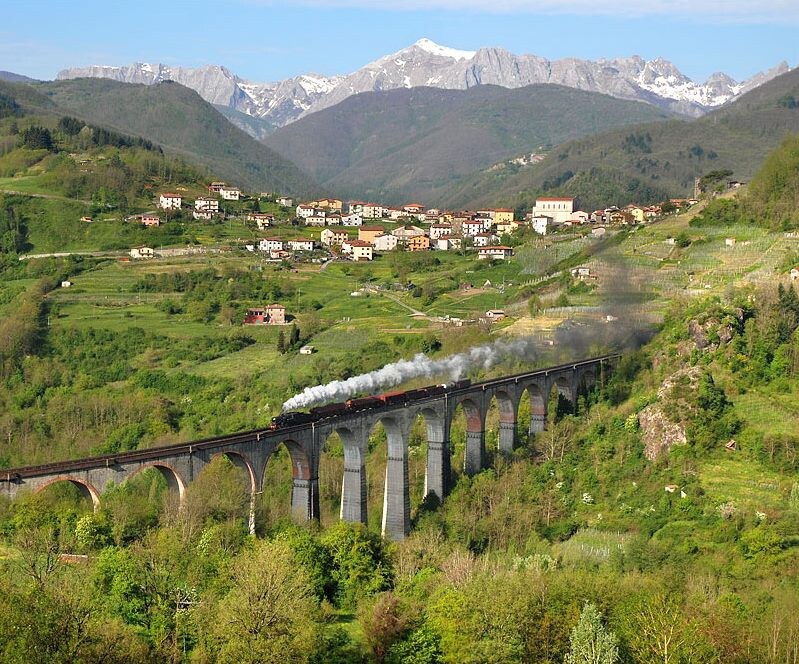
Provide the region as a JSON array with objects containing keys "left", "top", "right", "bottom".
[
  {"left": 24, "top": 78, "right": 319, "bottom": 198},
  {"left": 445, "top": 67, "right": 799, "bottom": 211},
  {"left": 266, "top": 84, "right": 673, "bottom": 205}
]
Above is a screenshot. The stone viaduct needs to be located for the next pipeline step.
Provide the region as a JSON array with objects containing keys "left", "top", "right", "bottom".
[{"left": 0, "top": 355, "right": 617, "bottom": 540}]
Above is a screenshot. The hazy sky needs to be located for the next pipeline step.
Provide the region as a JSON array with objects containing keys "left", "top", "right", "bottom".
[{"left": 2, "top": 0, "right": 796, "bottom": 83}]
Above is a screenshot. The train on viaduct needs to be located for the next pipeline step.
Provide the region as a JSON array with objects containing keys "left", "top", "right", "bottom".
[{"left": 0, "top": 354, "right": 618, "bottom": 541}]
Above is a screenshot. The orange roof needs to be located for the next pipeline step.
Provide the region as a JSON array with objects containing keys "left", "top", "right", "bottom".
[
  {"left": 494, "top": 208, "right": 514, "bottom": 212},
  {"left": 360, "top": 225, "right": 384, "bottom": 231},
  {"left": 348, "top": 240, "right": 374, "bottom": 247}
]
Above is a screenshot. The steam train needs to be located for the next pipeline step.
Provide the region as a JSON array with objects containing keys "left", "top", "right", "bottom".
[{"left": 270, "top": 379, "right": 471, "bottom": 430}]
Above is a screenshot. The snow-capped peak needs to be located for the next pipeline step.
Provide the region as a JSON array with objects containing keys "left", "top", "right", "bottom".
[{"left": 412, "top": 38, "right": 475, "bottom": 61}]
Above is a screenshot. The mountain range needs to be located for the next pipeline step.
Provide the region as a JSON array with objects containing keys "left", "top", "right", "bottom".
[{"left": 57, "top": 39, "right": 791, "bottom": 134}]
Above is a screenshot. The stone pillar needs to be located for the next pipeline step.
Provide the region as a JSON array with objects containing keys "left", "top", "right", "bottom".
[
  {"left": 291, "top": 478, "right": 319, "bottom": 522},
  {"left": 425, "top": 438, "right": 451, "bottom": 502},
  {"left": 382, "top": 450, "right": 410, "bottom": 541},
  {"left": 529, "top": 411, "right": 547, "bottom": 434},
  {"left": 498, "top": 421, "right": 517, "bottom": 455},
  {"left": 247, "top": 493, "right": 256, "bottom": 535},
  {"left": 464, "top": 430, "right": 485, "bottom": 476},
  {"left": 341, "top": 441, "right": 367, "bottom": 525}
]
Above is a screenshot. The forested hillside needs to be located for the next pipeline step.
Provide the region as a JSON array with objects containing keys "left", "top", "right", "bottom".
[
  {"left": 266, "top": 84, "right": 672, "bottom": 205},
  {"left": 0, "top": 78, "right": 320, "bottom": 198},
  {"left": 445, "top": 67, "right": 799, "bottom": 211}
]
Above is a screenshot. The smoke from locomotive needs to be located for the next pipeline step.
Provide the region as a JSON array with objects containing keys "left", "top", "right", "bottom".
[{"left": 281, "top": 337, "right": 539, "bottom": 412}]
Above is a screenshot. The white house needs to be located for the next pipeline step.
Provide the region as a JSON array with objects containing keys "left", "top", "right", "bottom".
[
  {"left": 277, "top": 196, "right": 293, "bottom": 207},
  {"left": 325, "top": 215, "right": 342, "bottom": 226},
  {"left": 341, "top": 213, "right": 363, "bottom": 226},
  {"left": 219, "top": 186, "right": 241, "bottom": 201},
  {"left": 473, "top": 232, "right": 500, "bottom": 247},
  {"left": 429, "top": 223, "right": 452, "bottom": 241},
  {"left": 296, "top": 204, "right": 317, "bottom": 219},
  {"left": 361, "top": 203, "right": 384, "bottom": 219},
  {"left": 158, "top": 193, "right": 182, "bottom": 210},
  {"left": 478, "top": 246, "right": 513, "bottom": 260},
  {"left": 373, "top": 234, "right": 399, "bottom": 251},
  {"left": 195, "top": 197, "right": 219, "bottom": 213},
  {"left": 436, "top": 236, "right": 462, "bottom": 251},
  {"left": 192, "top": 209, "right": 214, "bottom": 220},
  {"left": 531, "top": 215, "right": 551, "bottom": 235},
  {"left": 391, "top": 225, "right": 426, "bottom": 241},
  {"left": 531, "top": 197, "right": 575, "bottom": 224},
  {"left": 258, "top": 238, "right": 285, "bottom": 252},
  {"left": 130, "top": 246, "right": 155, "bottom": 259},
  {"left": 569, "top": 211, "right": 590, "bottom": 224},
  {"left": 462, "top": 219, "right": 487, "bottom": 237},
  {"left": 288, "top": 239, "right": 315, "bottom": 252}
]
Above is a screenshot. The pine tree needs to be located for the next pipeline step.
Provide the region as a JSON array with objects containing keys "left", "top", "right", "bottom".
[
  {"left": 289, "top": 323, "right": 300, "bottom": 348},
  {"left": 276, "top": 330, "right": 286, "bottom": 354},
  {"left": 564, "top": 602, "right": 619, "bottom": 664}
]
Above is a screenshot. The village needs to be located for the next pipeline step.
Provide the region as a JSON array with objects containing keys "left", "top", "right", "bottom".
[{"left": 125, "top": 180, "right": 698, "bottom": 265}]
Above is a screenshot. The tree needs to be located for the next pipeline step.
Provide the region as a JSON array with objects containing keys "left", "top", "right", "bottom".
[
  {"left": 20, "top": 125, "right": 55, "bottom": 151},
  {"left": 289, "top": 323, "right": 300, "bottom": 348},
  {"left": 359, "top": 592, "right": 409, "bottom": 664},
  {"left": 564, "top": 602, "right": 619, "bottom": 664},
  {"left": 210, "top": 540, "right": 320, "bottom": 663},
  {"left": 277, "top": 330, "right": 286, "bottom": 354}
]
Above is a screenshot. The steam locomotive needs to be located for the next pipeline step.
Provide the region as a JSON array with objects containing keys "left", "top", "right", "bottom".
[{"left": 270, "top": 379, "right": 471, "bottom": 430}]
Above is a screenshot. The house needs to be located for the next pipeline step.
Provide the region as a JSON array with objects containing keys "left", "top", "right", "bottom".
[
  {"left": 277, "top": 196, "right": 293, "bottom": 207},
  {"left": 158, "top": 193, "right": 182, "bottom": 210},
  {"left": 248, "top": 213, "right": 274, "bottom": 230},
  {"left": 392, "top": 225, "right": 426, "bottom": 241},
  {"left": 437, "top": 236, "right": 463, "bottom": 251},
  {"left": 484, "top": 309, "right": 506, "bottom": 321},
  {"left": 790, "top": 267, "right": 799, "bottom": 281},
  {"left": 429, "top": 223, "right": 452, "bottom": 241},
  {"left": 325, "top": 214, "right": 342, "bottom": 226},
  {"left": 531, "top": 197, "right": 575, "bottom": 224},
  {"left": 258, "top": 238, "right": 285, "bottom": 252},
  {"left": 305, "top": 214, "right": 327, "bottom": 227},
  {"left": 407, "top": 235, "right": 431, "bottom": 252},
  {"left": 477, "top": 246, "right": 513, "bottom": 260},
  {"left": 403, "top": 203, "right": 425, "bottom": 214},
  {"left": 192, "top": 209, "right": 214, "bottom": 221},
  {"left": 296, "top": 204, "right": 316, "bottom": 219},
  {"left": 219, "top": 186, "right": 241, "bottom": 201},
  {"left": 288, "top": 239, "right": 315, "bottom": 252},
  {"left": 61, "top": 280, "right": 72, "bottom": 288},
  {"left": 495, "top": 219, "right": 520, "bottom": 235},
  {"left": 80, "top": 216, "right": 93, "bottom": 223},
  {"left": 139, "top": 214, "right": 161, "bottom": 227},
  {"left": 347, "top": 201, "right": 366, "bottom": 215},
  {"left": 624, "top": 206, "right": 646, "bottom": 223},
  {"left": 130, "top": 246, "right": 155, "bottom": 259},
  {"left": 493, "top": 208, "right": 515, "bottom": 224},
  {"left": 313, "top": 198, "right": 343, "bottom": 212},
  {"left": 386, "top": 208, "right": 407, "bottom": 221},
  {"left": 373, "top": 234, "right": 399, "bottom": 251},
  {"left": 345, "top": 240, "right": 374, "bottom": 261},
  {"left": 321, "top": 228, "right": 349, "bottom": 246},
  {"left": 571, "top": 266, "right": 594, "bottom": 281},
  {"left": 195, "top": 197, "right": 220, "bottom": 213},
  {"left": 208, "top": 181, "right": 226, "bottom": 194},
  {"left": 244, "top": 304, "right": 286, "bottom": 325},
  {"left": 299, "top": 345, "right": 315, "bottom": 355},
  {"left": 569, "top": 211, "right": 590, "bottom": 224},
  {"left": 341, "top": 213, "right": 363, "bottom": 226},
  {"left": 361, "top": 203, "right": 384, "bottom": 219},
  {"left": 473, "top": 232, "right": 500, "bottom": 247},
  {"left": 531, "top": 215, "right": 550, "bottom": 236},
  {"left": 359, "top": 225, "right": 385, "bottom": 244},
  {"left": 462, "top": 219, "right": 488, "bottom": 237}
]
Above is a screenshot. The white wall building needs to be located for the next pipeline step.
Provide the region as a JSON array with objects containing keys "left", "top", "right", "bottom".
[
  {"left": 532, "top": 197, "right": 575, "bottom": 224},
  {"left": 158, "top": 193, "right": 182, "bottom": 210},
  {"left": 373, "top": 234, "right": 399, "bottom": 251},
  {"left": 219, "top": 187, "right": 241, "bottom": 201}
]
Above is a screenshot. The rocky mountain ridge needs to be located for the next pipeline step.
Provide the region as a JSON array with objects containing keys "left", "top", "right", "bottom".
[{"left": 57, "top": 38, "right": 791, "bottom": 132}]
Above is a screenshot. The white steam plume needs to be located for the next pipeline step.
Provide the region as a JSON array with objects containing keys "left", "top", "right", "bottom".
[{"left": 282, "top": 337, "right": 538, "bottom": 411}]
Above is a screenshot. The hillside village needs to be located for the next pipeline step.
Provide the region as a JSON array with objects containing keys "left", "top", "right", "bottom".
[{"left": 130, "top": 183, "right": 697, "bottom": 265}]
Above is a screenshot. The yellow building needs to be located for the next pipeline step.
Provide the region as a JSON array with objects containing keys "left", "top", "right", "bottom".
[
  {"left": 407, "top": 235, "right": 431, "bottom": 252},
  {"left": 493, "top": 208, "right": 515, "bottom": 224},
  {"left": 358, "top": 225, "right": 385, "bottom": 244}
]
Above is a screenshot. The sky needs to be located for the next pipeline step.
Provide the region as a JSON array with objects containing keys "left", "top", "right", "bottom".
[{"left": 2, "top": 0, "right": 797, "bottom": 84}]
